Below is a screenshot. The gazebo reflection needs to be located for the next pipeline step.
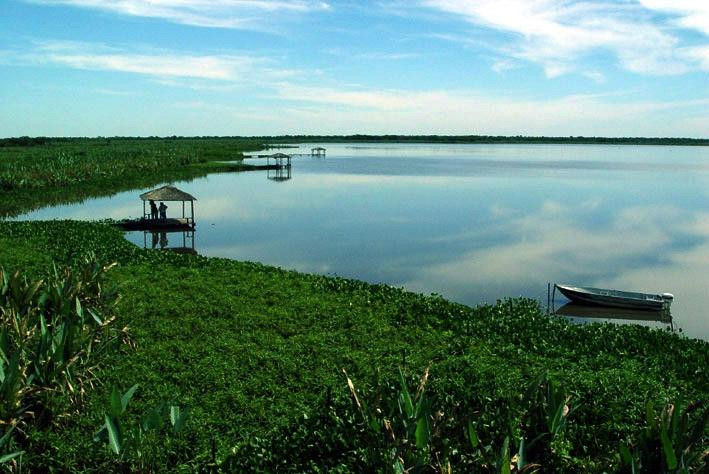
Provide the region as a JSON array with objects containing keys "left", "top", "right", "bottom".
[
  {"left": 143, "top": 229, "right": 197, "bottom": 255},
  {"left": 267, "top": 166, "right": 292, "bottom": 181}
]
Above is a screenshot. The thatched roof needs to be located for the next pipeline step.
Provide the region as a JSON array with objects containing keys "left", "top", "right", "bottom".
[
  {"left": 270, "top": 153, "right": 291, "bottom": 158},
  {"left": 140, "top": 185, "right": 196, "bottom": 202}
]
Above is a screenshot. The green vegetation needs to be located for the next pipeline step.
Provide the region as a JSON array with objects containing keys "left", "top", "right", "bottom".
[
  {"left": 0, "top": 137, "right": 266, "bottom": 217},
  {"left": 0, "top": 137, "right": 706, "bottom": 471},
  {"left": 0, "top": 220, "right": 706, "bottom": 472}
]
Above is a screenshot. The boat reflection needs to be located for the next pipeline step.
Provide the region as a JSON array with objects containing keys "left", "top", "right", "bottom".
[{"left": 554, "top": 302, "right": 673, "bottom": 329}]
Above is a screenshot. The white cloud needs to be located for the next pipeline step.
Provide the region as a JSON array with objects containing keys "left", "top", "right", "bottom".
[
  {"left": 31, "top": 40, "right": 266, "bottom": 80},
  {"left": 638, "top": 1, "right": 709, "bottom": 36},
  {"left": 582, "top": 70, "right": 605, "bottom": 83},
  {"left": 420, "top": 0, "right": 707, "bottom": 76},
  {"left": 681, "top": 45, "right": 709, "bottom": 71},
  {"left": 28, "top": 0, "right": 332, "bottom": 28},
  {"left": 266, "top": 83, "right": 709, "bottom": 136},
  {"left": 95, "top": 88, "right": 139, "bottom": 96},
  {"left": 491, "top": 58, "right": 520, "bottom": 73},
  {"left": 401, "top": 202, "right": 694, "bottom": 299}
]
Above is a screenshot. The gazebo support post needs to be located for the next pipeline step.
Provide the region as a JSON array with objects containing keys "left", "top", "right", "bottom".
[
  {"left": 191, "top": 201, "right": 194, "bottom": 228},
  {"left": 143, "top": 201, "right": 146, "bottom": 220}
]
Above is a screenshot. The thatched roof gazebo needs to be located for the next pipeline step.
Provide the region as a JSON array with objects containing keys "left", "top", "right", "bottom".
[
  {"left": 266, "top": 153, "right": 291, "bottom": 169},
  {"left": 139, "top": 185, "right": 196, "bottom": 228},
  {"left": 140, "top": 185, "right": 196, "bottom": 203}
]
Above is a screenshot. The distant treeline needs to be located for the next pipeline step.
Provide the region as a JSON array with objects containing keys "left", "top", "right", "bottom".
[
  {"left": 2, "top": 134, "right": 708, "bottom": 147},
  {"left": 253, "top": 134, "right": 709, "bottom": 146}
]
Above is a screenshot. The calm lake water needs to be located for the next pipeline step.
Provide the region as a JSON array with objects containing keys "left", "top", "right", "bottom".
[{"left": 18, "top": 143, "right": 709, "bottom": 340}]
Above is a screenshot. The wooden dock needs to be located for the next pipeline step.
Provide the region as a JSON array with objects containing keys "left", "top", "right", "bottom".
[
  {"left": 244, "top": 153, "right": 315, "bottom": 158},
  {"left": 118, "top": 218, "right": 195, "bottom": 231},
  {"left": 244, "top": 148, "right": 326, "bottom": 159}
]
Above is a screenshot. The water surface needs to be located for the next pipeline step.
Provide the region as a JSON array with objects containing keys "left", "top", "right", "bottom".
[{"left": 19, "top": 143, "right": 709, "bottom": 340}]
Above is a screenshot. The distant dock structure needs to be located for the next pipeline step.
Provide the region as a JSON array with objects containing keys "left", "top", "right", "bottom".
[
  {"left": 266, "top": 153, "right": 292, "bottom": 169},
  {"left": 244, "top": 147, "right": 326, "bottom": 159}
]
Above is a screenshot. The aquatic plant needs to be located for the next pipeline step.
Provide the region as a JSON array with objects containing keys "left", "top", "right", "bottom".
[
  {"left": 0, "top": 137, "right": 265, "bottom": 217},
  {"left": 93, "top": 384, "right": 190, "bottom": 470},
  {"left": 619, "top": 400, "right": 708, "bottom": 473},
  {"left": 0, "top": 255, "right": 125, "bottom": 467},
  {"left": 0, "top": 220, "right": 706, "bottom": 471}
]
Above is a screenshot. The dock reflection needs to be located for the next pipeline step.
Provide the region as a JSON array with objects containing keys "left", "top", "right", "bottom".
[
  {"left": 267, "top": 166, "right": 292, "bottom": 182},
  {"left": 143, "top": 230, "right": 197, "bottom": 255}
]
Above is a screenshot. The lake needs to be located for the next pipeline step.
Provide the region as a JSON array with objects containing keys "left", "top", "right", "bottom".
[{"left": 18, "top": 143, "right": 709, "bottom": 340}]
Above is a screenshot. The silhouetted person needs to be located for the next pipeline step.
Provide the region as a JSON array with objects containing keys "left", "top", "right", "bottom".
[
  {"left": 149, "top": 200, "right": 158, "bottom": 220},
  {"left": 159, "top": 202, "right": 167, "bottom": 220},
  {"left": 159, "top": 232, "right": 168, "bottom": 249}
]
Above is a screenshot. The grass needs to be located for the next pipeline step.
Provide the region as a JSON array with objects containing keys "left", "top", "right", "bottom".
[
  {"left": 0, "top": 138, "right": 265, "bottom": 218},
  {"left": 0, "top": 220, "right": 706, "bottom": 472}
]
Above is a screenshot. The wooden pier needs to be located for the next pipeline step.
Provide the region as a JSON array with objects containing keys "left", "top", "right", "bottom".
[
  {"left": 244, "top": 148, "right": 326, "bottom": 159},
  {"left": 119, "top": 217, "right": 194, "bottom": 231}
]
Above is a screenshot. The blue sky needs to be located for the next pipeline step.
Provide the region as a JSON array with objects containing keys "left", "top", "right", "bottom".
[{"left": 1, "top": 0, "right": 707, "bottom": 137}]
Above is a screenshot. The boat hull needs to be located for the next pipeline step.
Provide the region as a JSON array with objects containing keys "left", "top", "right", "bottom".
[{"left": 555, "top": 284, "right": 668, "bottom": 311}]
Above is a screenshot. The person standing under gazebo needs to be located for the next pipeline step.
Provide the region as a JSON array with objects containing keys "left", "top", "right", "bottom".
[
  {"left": 149, "top": 200, "right": 158, "bottom": 220},
  {"left": 159, "top": 202, "right": 168, "bottom": 220}
]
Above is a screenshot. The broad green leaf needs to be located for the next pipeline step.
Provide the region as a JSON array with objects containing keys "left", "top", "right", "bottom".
[
  {"left": 619, "top": 443, "right": 632, "bottom": 465},
  {"left": 121, "top": 384, "right": 139, "bottom": 414},
  {"left": 0, "top": 427, "right": 14, "bottom": 448},
  {"left": 75, "top": 297, "right": 83, "bottom": 322},
  {"left": 105, "top": 415, "right": 122, "bottom": 455},
  {"left": 170, "top": 405, "right": 190, "bottom": 433},
  {"left": 467, "top": 420, "right": 479, "bottom": 449},
  {"left": 109, "top": 387, "right": 122, "bottom": 418},
  {"left": 0, "top": 451, "right": 24, "bottom": 464},
  {"left": 398, "top": 369, "right": 414, "bottom": 418},
  {"left": 517, "top": 437, "right": 525, "bottom": 469},
  {"left": 500, "top": 436, "right": 510, "bottom": 474},
  {"left": 661, "top": 427, "right": 677, "bottom": 470},
  {"left": 646, "top": 402, "right": 658, "bottom": 435},
  {"left": 415, "top": 416, "right": 429, "bottom": 450},
  {"left": 88, "top": 307, "right": 103, "bottom": 325}
]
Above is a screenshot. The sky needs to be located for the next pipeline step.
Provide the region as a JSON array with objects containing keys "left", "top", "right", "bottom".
[{"left": 0, "top": 0, "right": 708, "bottom": 137}]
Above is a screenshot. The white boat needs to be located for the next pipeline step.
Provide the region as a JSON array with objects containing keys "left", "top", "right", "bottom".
[{"left": 554, "top": 284, "right": 673, "bottom": 311}]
